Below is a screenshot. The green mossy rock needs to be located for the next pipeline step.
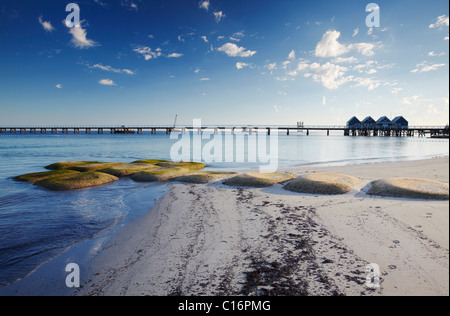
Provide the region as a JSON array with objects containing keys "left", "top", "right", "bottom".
[
  {"left": 35, "top": 172, "right": 119, "bottom": 191},
  {"left": 131, "top": 167, "right": 191, "bottom": 182},
  {"left": 223, "top": 172, "right": 295, "bottom": 188},
  {"left": 99, "top": 163, "right": 160, "bottom": 177},
  {"left": 284, "top": 173, "right": 362, "bottom": 195},
  {"left": 176, "top": 171, "right": 238, "bottom": 184},
  {"left": 132, "top": 159, "right": 171, "bottom": 165},
  {"left": 45, "top": 161, "right": 103, "bottom": 170},
  {"left": 69, "top": 162, "right": 127, "bottom": 172},
  {"left": 155, "top": 161, "right": 207, "bottom": 170},
  {"left": 14, "top": 170, "right": 80, "bottom": 183}
]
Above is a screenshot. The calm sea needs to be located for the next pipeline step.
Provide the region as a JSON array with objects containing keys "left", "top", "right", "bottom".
[{"left": 0, "top": 131, "right": 448, "bottom": 292}]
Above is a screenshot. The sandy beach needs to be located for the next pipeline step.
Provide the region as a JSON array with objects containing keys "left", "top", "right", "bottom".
[{"left": 77, "top": 157, "right": 449, "bottom": 296}]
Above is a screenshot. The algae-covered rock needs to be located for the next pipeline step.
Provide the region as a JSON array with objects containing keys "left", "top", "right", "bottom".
[
  {"left": 69, "top": 162, "right": 127, "bottom": 172},
  {"left": 223, "top": 172, "right": 295, "bottom": 188},
  {"left": 35, "top": 172, "right": 119, "bottom": 191},
  {"left": 368, "top": 177, "right": 449, "bottom": 200},
  {"left": 155, "top": 161, "right": 207, "bottom": 170},
  {"left": 14, "top": 170, "right": 80, "bottom": 183},
  {"left": 99, "top": 163, "right": 159, "bottom": 177},
  {"left": 132, "top": 159, "right": 171, "bottom": 165},
  {"left": 176, "top": 171, "right": 238, "bottom": 184},
  {"left": 45, "top": 161, "right": 103, "bottom": 170},
  {"left": 131, "top": 167, "right": 191, "bottom": 182},
  {"left": 284, "top": 173, "right": 361, "bottom": 195}
]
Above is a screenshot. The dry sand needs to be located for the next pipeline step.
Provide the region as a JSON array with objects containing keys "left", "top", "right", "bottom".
[{"left": 77, "top": 157, "right": 449, "bottom": 296}]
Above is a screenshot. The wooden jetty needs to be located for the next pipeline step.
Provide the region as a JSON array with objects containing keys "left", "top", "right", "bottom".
[{"left": 0, "top": 125, "right": 448, "bottom": 138}]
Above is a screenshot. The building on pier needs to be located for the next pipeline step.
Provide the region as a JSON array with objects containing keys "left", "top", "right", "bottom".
[
  {"left": 346, "top": 116, "right": 361, "bottom": 129},
  {"left": 392, "top": 116, "right": 409, "bottom": 130},
  {"left": 362, "top": 116, "right": 377, "bottom": 129},
  {"left": 376, "top": 116, "right": 392, "bottom": 129}
]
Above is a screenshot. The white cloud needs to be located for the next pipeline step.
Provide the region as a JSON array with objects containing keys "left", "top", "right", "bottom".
[
  {"left": 56, "top": 84, "right": 62, "bottom": 89},
  {"left": 200, "top": 78, "right": 210, "bottom": 81},
  {"left": 428, "top": 51, "right": 446, "bottom": 57},
  {"left": 122, "top": 69, "right": 135, "bottom": 75},
  {"left": 38, "top": 16, "right": 55, "bottom": 32},
  {"left": 167, "top": 53, "right": 183, "bottom": 58},
  {"left": 411, "top": 61, "right": 446, "bottom": 73},
  {"left": 274, "top": 105, "right": 282, "bottom": 113},
  {"left": 349, "top": 42, "right": 376, "bottom": 57},
  {"left": 288, "top": 50, "right": 296, "bottom": 61},
  {"left": 281, "top": 60, "right": 291, "bottom": 69},
  {"left": 332, "top": 56, "right": 358, "bottom": 63},
  {"left": 296, "top": 61, "right": 352, "bottom": 90},
  {"left": 315, "top": 30, "right": 350, "bottom": 58},
  {"left": 201, "top": 36, "right": 208, "bottom": 43},
  {"left": 265, "top": 62, "right": 277, "bottom": 72},
  {"left": 275, "top": 77, "right": 295, "bottom": 82},
  {"left": 233, "top": 31, "right": 245, "bottom": 38},
  {"left": 99, "top": 79, "right": 116, "bottom": 86},
  {"left": 294, "top": 60, "right": 385, "bottom": 91},
  {"left": 89, "top": 63, "right": 135, "bottom": 75},
  {"left": 199, "top": 0, "right": 210, "bottom": 11},
  {"left": 391, "top": 87, "right": 403, "bottom": 94},
  {"left": 121, "top": 0, "right": 138, "bottom": 11},
  {"left": 429, "top": 15, "right": 449, "bottom": 29},
  {"left": 236, "top": 62, "right": 250, "bottom": 70},
  {"left": 213, "top": 11, "right": 225, "bottom": 23},
  {"left": 133, "top": 46, "right": 162, "bottom": 60},
  {"left": 94, "top": 0, "right": 107, "bottom": 7},
  {"left": 322, "top": 96, "right": 326, "bottom": 105},
  {"left": 352, "top": 28, "right": 359, "bottom": 37},
  {"left": 217, "top": 43, "right": 256, "bottom": 57},
  {"left": 352, "top": 77, "right": 381, "bottom": 91},
  {"left": 401, "top": 95, "right": 423, "bottom": 105},
  {"left": 67, "top": 23, "right": 98, "bottom": 49},
  {"left": 315, "top": 30, "right": 376, "bottom": 58}
]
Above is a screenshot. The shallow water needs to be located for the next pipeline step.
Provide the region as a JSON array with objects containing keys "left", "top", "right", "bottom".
[{"left": 0, "top": 132, "right": 448, "bottom": 288}]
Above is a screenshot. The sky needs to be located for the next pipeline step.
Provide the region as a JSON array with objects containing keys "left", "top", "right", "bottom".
[{"left": 0, "top": 0, "right": 449, "bottom": 126}]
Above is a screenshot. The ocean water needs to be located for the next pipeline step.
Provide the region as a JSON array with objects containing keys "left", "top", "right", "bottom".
[{"left": 0, "top": 131, "right": 448, "bottom": 290}]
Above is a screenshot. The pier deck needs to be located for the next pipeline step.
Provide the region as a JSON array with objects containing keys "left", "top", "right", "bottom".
[{"left": 0, "top": 125, "right": 448, "bottom": 138}]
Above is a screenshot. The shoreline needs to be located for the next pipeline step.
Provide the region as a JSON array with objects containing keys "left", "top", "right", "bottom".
[
  {"left": 0, "top": 156, "right": 447, "bottom": 296},
  {"left": 76, "top": 157, "right": 449, "bottom": 296}
]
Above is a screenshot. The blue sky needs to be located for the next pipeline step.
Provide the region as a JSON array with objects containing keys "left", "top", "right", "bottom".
[{"left": 0, "top": 0, "right": 448, "bottom": 126}]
